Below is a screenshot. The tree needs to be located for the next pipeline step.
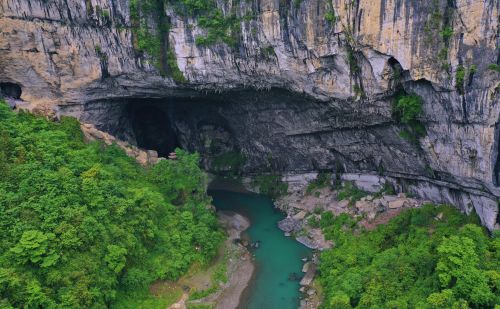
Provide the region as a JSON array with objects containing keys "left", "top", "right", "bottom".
[
  {"left": 436, "top": 235, "right": 495, "bottom": 306},
  {"left": 105, "top": 245, "right": 128, "bottom": 274},
  {"left": 10, "top": 230, "right": 59, "bottom": 267}
]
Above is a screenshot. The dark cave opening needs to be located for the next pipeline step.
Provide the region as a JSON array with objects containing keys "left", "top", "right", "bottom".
[
  {"left": 128, "top": 104, "right": 180, "bottom": 157},
  {"left": 0, "top": 82, "right": 22, "bottom": 99},
  {"left": 493, "top": 123, "right": 500, "bottom": 187}
]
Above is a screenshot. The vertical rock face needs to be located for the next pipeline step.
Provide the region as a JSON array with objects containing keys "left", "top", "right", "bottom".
[{"left": 0, "top": 0, "right": 498, "bottom": 230}]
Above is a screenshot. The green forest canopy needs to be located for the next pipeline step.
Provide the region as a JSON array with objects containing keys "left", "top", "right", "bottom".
[
  {"left": 0, "top": 100, "right": 224, "bottom": 308},
  {"left": 318, "top": 205, "right": 499, "bottom": 308}
]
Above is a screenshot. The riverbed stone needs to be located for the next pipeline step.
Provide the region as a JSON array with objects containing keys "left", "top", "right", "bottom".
[
  {"left": 302, "top": 262, "right": 311, "bottom": 273},
  {"left": 300, "top": 264, "right": 316, "bottom": 286},
  {"left": 278, "top": 217, "right": 302, "bottom": 233}
]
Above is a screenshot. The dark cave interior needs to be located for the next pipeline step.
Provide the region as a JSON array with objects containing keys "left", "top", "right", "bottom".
[
  {"left": 127, "top": 102, "right": 180, "bottom": 157},
  {"left": 0, "top": 83, "right": 22, "bottom": 99},
  {"left": 493, "top": 123, "right": 500, "bottom": 187}
]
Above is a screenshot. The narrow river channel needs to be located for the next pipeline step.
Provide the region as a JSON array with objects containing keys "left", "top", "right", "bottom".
[{"left": 209, "top": 190, "right": 312, "bottom": 309}]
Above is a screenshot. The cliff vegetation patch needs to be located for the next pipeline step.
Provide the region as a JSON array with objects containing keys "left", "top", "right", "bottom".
[{"left": 393, "top": 93, "right": 426, "bottom": 142}]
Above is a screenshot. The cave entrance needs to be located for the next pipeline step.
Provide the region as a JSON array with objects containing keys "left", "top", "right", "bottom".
[
  {"left": 0, "top": 82, "right": 22, "bottom": 99},
  {"left": 494, "top": 123, "right": 500, "bottom": 187},
  {"left": 129, "top": 104, "right": 179, "bottom": 157}
]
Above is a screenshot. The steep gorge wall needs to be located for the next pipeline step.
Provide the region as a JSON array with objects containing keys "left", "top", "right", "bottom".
[{"left": 0, "top": 0, "right": 498, "bottom": 229}]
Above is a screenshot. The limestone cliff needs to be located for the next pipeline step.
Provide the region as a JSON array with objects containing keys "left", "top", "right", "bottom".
[{"left": 0, "top": 0, "right": 498, "bottom": 230}]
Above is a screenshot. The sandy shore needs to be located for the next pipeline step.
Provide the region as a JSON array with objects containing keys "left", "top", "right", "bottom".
[
  {"left": 214, "top": 211, "right": 255, "bottom": 309},
  {"left": 169, "top": 210, "right": 255, "bottom": 309}
]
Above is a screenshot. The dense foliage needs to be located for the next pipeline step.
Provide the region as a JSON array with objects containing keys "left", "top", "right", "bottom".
[
  {"left": 306, "top": 172, "right": 332, "bottom": 195},
  {"left": 393, "top": 93, "right": 426, "bottom": 141},
  {"left": 318, "top": 205, "right": 499, "bottom": 308},
  {"left": 0, "top": 101, "right": 224, "bottom": 308}
]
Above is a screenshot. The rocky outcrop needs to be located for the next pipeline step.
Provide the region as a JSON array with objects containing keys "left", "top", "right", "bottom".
[
  {"left": 0, "top": 0, "right": 498, "bottom": 230},
  {"left": 81, "top": 123, "right": 159, "bottom": 165}
]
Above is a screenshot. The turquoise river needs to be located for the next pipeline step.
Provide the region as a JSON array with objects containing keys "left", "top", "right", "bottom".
[{"left": 209, "top": 190, "right": 312, "bottom": 309}]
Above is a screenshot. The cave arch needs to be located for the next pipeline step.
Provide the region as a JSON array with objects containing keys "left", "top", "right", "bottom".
[{"left": 129, "top": 104, "right": 179, "bottom": 157}]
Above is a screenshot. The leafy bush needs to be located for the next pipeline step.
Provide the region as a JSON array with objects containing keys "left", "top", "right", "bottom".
[
  {"left": 488, "top": 64, "right": 500, "bottom": 73},
  {"left": 393, "top": 93, "right": 426, "bottom": 141},
  {"left": 337, "top": 181, "right": 368, "bottom": 206},
  {"left": 373, "top": 182, "right": 396, "bottom": 198},
  {"left": 306, "top": 172, "right": 332, "bottom": 195},
  {"left": 393, "top": 93, "right": 423, "bottom": 124},
  {"left": 439, "top": 26, "right": 453, "bottom": 41},
  {"left": 318, "top": 204, "right": 499, "bottom": 308},
  {"left": 0, "top": 101, "right": 223, "bottom": 308},
  {"left": 307, "top": 216, "right": 321, "bottom": 228},
  {"left": 167, "top": 47, "right": 187, "bottom": 83},
  {"left": 455, "top": 65, "right": 466, "bottom": 94},
  {"left": 325, "top": 10, "right": 337, "bottom": 23}
]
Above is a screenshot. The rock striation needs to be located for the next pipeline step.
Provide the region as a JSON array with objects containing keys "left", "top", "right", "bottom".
[{"left": 0, "top": 0, "right": 498, "bottom": 230}]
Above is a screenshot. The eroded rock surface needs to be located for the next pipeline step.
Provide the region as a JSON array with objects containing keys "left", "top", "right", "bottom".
[{"left": 0, "top": 0, "right": 498, "bottom": 229}]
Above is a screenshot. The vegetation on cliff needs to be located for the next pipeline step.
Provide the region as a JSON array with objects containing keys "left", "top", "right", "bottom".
[
  {"left": 129, "top": 0, "right": 241, "bottom": 80},
  {"left": 318, "top": 205, "right": 499, "bottom": 308},
  {"left": 393, "top": 93, "right": 426, "bottom": 142},
  {"left": 0, "top": 101, "right": 223, "bottom": 308}
]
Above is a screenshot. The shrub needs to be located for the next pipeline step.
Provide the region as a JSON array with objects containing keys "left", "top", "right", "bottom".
[
  {"left": 455, "top": 65, "right": 466, "bottom": 94},
  {"left": 167, "top": 47, "right": 186, "bottom": 83},
  {"left": 325, "top": 10, "right": 337, "bottom": 23},
  {"left": 393, "top": 94, "right": 423, "bottom": 124},
  {"left": 488, "top": 64, "right": 500, "bottom": 72},
  {"left": 306, "top": 172, "right": 332, "bottom": 195},
  {"left": 439, "top": 26, "right": 453, "bottom": 41},
  {"left": 393, "top": 93, "right": 426, "bottom": 141},
  {"left": 308, "top": 216, "right": 321, "bottom": 228},
  {"left": 337, "top": 181, "right": 368, "bottom": 206}
]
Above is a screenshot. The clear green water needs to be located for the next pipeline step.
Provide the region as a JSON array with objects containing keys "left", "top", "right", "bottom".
[{"left": 209, "top": 190, "right": 312, "bottom": 309}]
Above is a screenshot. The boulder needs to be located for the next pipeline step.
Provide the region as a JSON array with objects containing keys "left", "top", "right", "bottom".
[
  {"left": 300, "top": 264, "right": 316, "bottom": 286},
  {"left": 381, "top": 195, "right": 398, "bottom": 207},
  {"left": 388, "top": 199, "right": 406, "bottom": 209},
  {"left": 296, "top": 236, "right": 319, "bottom": 250},
  {"left": 293, "top": 211, "right": 307, "bottom": 220},
  {"left": 366, "top": 211, "right": 377, "bottom": 221},
  {"left": 302, "top": 262, "right": 311, "bottom": 273},
  {"left": 338, "top": 199, "right": 350, "bottom": 208},
  {"left": 355, "top": 200, "right": 373, "bottom": 212},
  {"left": 278, "top": 217, "right": 302, "bottom": 233}
]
